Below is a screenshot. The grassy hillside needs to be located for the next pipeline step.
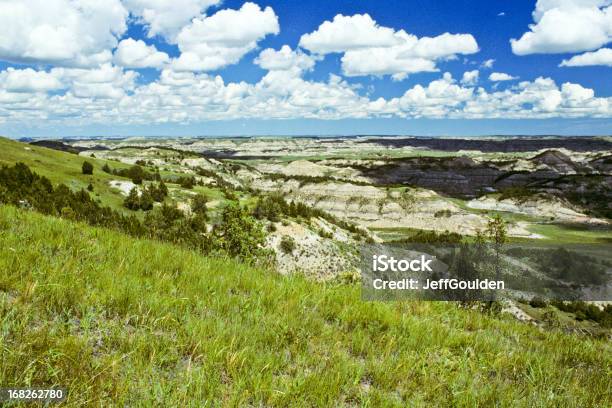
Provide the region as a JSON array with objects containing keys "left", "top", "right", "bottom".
[
  {"left": 0, "top": 205, "right": 610, "bottom": 406},
  {"left": 0, "top": 137, "right": 133, "bottom": 211}
]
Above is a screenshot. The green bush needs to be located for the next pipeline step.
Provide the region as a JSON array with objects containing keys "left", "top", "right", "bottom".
[
  {"left": 213, "top": 203, "right": 268, "bottom": 262},
  {"left": 398, "top": 230, "right": 463, "bottom": 244},
  {"left": 139, "top": 190, "right": 154, "bottom": 211},
  {"left": 105, "top": 164, "right": 157, "bottom": 184},
  {"left": 81, "top": 161, "right": 93, "bottom": 175},
  {"left": 178, "top": 176, "right": 195, "bottom": 189},
  {"left": 148, "top": 180, "right": 168, "bottom": 202},
  {"left": 280, "top": 235, "right": 296, "bottom": 254},
  {"left": 253, "top": 193, "right": 367, "bottom": 238},
  {"left": 123, "top": 188, "right": 141, "bottom": 211},
  {"left": 552, "top": 300, "right": 612, "bottom": 327},
  {"left": 318, "top": 229, "right": 333, "bottom": 239},
  {"left": 434, "top": 209, "right": 452, "bottom": 218},
  {"left": 191, "top": 193, "right": 208, "bottom": 218},
  {"left": 529, "top": 297, "right": 547, "bottom": 308}
]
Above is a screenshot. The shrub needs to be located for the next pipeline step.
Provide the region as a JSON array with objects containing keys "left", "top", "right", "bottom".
[
  {"left": 280, "top": 235, "right": 296, "bottom": 254},
  {"left": 213, "top": 203, "right": 267, "bottom": 261},
  {"left": 529, "top": 297, "right": 547, "bottom": 308},
  {"left": 434, "top": 209, "right": 452, "bottom": 218},
  {"left": 398, "top": 230, "right": 463, "bottom": 244},
  {"left": 105, "top": 164, "right": 156, "bottom": 184},
  {"left": 158, "top": 179, "right": 168, "bottom": 196},
  {"left": 177, "top": 176, "right": 195, "bottom": 189},
  {"left": 82, "top": 161, "right": 94, "bottom": 175},
  {"left": 148, "top": 181, "right": 168, "bottom": 202},
  {"left": 139, "top": 190, "right": 154, "bottom": 211},
  {"left": 224, "top": 189, "right": 238, "bottom": 200},
  {"left": 191, "top": 193, "right": 208, "bottom": 217},
  {"left": 253, "top": 193, "right": 367, "bottom": 238},
  {"left": 551, "top": 300, "right": 612, "bottom": 327},
  {"left": 130, "top": 167, "right": 144, "bottom": 184},
  {"left": 124, "top": 188, "right": 141, "bottom": 211},
  {"left": 87, "top": 183, "right": 94, "bottom": 192},
  {"left": 318, "top": 229, "right": 333, "bottom": 239},
  {"left": 253, "top": 194, "right": 285, "bottom": 222}
]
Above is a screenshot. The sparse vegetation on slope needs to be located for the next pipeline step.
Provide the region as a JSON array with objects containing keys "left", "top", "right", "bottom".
[
  {"left": 0, "top": 162, "right": 266, "bottom": 263},
  {"left": 0, "top": 137, "right": 134, "bottom": 211}
]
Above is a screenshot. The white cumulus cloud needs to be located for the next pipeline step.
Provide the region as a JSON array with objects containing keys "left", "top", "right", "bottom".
[
  {"left": 172, "top": 2, "right": 280, "bottom": 72},
  {"left": 0, "top": 0, "right": 127, "bottom": 67},
  {"left": 3, "top": 66, "right": 608, "bottom": 126},
  {"left": 54, "top": 64, "right": 138, "bottom": 99},
  {"left": 511, "top": 0, "right": 612, "bottom": 55},
  {"left": 123, "top": 0, "right": 221, "bottom": 41},
  {"left": 114, "top": 39, "right": 170, "bottom": 69},
  {"left": 298, "top": 14, "right": 399, "bottom": 54},
  {"left": 461, "top": 70, "right": 479, "bottom": 85},
  {"left": 489, "top": 72, "right": 518, "bottom": 81},
  {"left": 560, "top": 47, "right": 612, "bottom": 66},
  {"left": 298, "top": 14, "right": 478, "bottom": 80},
  {"left": 0, "top": 68, "right": 64, "bottom": 93},
  {"left": 255, "top": 46, "right": 317, "bottom": 73}
]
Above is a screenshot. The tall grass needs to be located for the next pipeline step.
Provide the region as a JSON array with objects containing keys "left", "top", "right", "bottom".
[{"left": 0, "top": 205, "right": 610, "bottom": 406}]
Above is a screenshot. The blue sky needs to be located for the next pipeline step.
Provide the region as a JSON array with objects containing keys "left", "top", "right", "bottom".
[{"left": 0, "top": 0, "right": 610, "bottom": 137}]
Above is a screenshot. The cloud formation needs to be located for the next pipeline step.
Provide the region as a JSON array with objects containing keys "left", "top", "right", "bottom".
[
  {"left": 1, "top": 63, "right": 609, "bottom": 128},
  {"left": 0, "top": 1, "right": 610, "bottom": 130},
  {"left": 123, "top": 0, "right": 221, "bottom": 41},
  {"left": 560, "top": 47, "right": 612, "bottom": 66},
  {"left": 0, "top": 68, "right": 64, "bottom": 93},
  {"left": 299, "top": 14, "right": 479, "bottom": 80},
  {"left": 0, "top": 0, "right": 127, "bottom": 67},
  {"left": 172, "top": 2, "right": 280, "bottom": 72},
  {"left": 255, "top": 46, "right": 317, "bottom": 73},
  {"left": 114, "top": 39, "right": 170, "bottom": 69},
  {"left": 489, "top": 72, "right": 519, "bottom": 81},
  {"left": 461, "top": 70, "right": 479, "bottom": 86},
  {"left": 511, "top": 0, "right": 612, "bottom": 55}
]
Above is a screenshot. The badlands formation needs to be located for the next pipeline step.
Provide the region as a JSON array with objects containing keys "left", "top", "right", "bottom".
[{"left": 60, "top": 135, "right": 612, "bottom": 276}]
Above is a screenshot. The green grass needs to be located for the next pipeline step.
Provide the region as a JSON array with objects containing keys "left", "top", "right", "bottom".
[
  {"left": 0, "top": 137, "right": 132, "bottom": 212},
  {"left": 0, "top": 137, "right": 237, "bottom": 218},
  {"left": 526, "top": 223, "right": 612, "bottom": 244},
  {"left": 0, "top": 205, "right": 610, "bottom": 406}
]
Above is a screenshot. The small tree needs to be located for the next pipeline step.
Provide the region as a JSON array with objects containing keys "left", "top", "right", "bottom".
[
  {"left": 128, "top": 165, "right": 145, "bottom": 185},
  {"left": 140, "top": 189, "right": 154, "bottom": 211},
  {"left": 148, "top": 181, "right": 168, "bottom": 202},
  {"left": 124, "top": 187, "right": 140, "bottom": 211},
  {"left": 214, "top": 203, "right": 267, "bottom": 261},
  {"left": 486, "top": 214, "right": 507, "bottom": 303},
  {"left": 191, "top": 193, "right": 208, "bottom": 217},
  {"left": 158, "top": 179, "right": 168, "bottom": 196},
  {"left": 102, "top": 163, "right": 111, "bottom": 173},
  {"left": 82, "top": 161, "right": 93, "bottom": 175},
  {"left": 179, "top": 176, "right": 195, "bottom": 189}
]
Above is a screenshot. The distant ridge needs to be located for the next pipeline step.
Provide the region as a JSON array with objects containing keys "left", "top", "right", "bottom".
[{"left": 358, "top": 136, "right": 612, "bottom": 152}]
